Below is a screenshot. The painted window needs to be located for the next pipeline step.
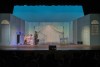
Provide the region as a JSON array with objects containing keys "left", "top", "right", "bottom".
[
  {"left": 91, "top": 20, "right": 99, "bottom": 35},
  {"left": 1, "top": 20, "right": 9, "bottom": 24}
]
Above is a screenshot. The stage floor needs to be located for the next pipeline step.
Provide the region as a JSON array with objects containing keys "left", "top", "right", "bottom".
[{"left": 0, "top": 44, "right": 100, "bottom": 50}]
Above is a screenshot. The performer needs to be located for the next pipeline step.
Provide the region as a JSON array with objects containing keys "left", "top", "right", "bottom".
[
  {"left": 26, "top": 34, "right": 30, "bottom": 45},
  {"left": 29, "top": 34, "right": 34, "bottom": 45},
  {"left": 34, "top": 31, "right": 39, "bottom": 45}
]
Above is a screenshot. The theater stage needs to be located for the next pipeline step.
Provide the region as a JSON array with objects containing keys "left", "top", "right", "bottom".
[{"left": 0, "top": 44, "right": 100, "bottom": 50}]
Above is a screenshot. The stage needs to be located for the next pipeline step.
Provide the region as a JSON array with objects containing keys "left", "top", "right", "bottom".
[{"left": 0, "top": 44, "right": 100, "bottom": 50}]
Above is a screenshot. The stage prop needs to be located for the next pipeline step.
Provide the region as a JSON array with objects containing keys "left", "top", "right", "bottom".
[
  {"left": 0, "top": 14, "right": 25, "bottom": 46},
  {"left": 73, "top": 14, "right": 100, "bottom": 45}
]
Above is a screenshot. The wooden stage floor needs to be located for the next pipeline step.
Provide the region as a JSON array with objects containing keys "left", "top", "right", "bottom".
[{"left": 0, "top": 44, "right": 100, "bottom": 50}]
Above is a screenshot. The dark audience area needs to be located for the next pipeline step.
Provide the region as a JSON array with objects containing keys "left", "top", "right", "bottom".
[{"left": 0, "top": 50, "right": 100, "bottom": 67}]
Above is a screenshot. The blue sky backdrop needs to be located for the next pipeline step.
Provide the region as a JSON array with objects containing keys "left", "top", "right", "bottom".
[{"left": 13, "top": 6, "right": 84, "bottom": 22}]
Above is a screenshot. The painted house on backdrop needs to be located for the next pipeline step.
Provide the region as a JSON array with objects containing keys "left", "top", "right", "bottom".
[{"left": 24, "top": 22, "right": 69, "bottom": 44}]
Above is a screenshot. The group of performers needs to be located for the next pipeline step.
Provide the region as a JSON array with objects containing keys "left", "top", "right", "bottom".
[{"left": 24, "top": 31, "right": 39, "bottom": 45}]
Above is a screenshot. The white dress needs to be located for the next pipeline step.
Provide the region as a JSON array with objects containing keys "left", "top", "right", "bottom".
[{"left": 29, "top": 35, "right": 34, "bottom": 45}]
